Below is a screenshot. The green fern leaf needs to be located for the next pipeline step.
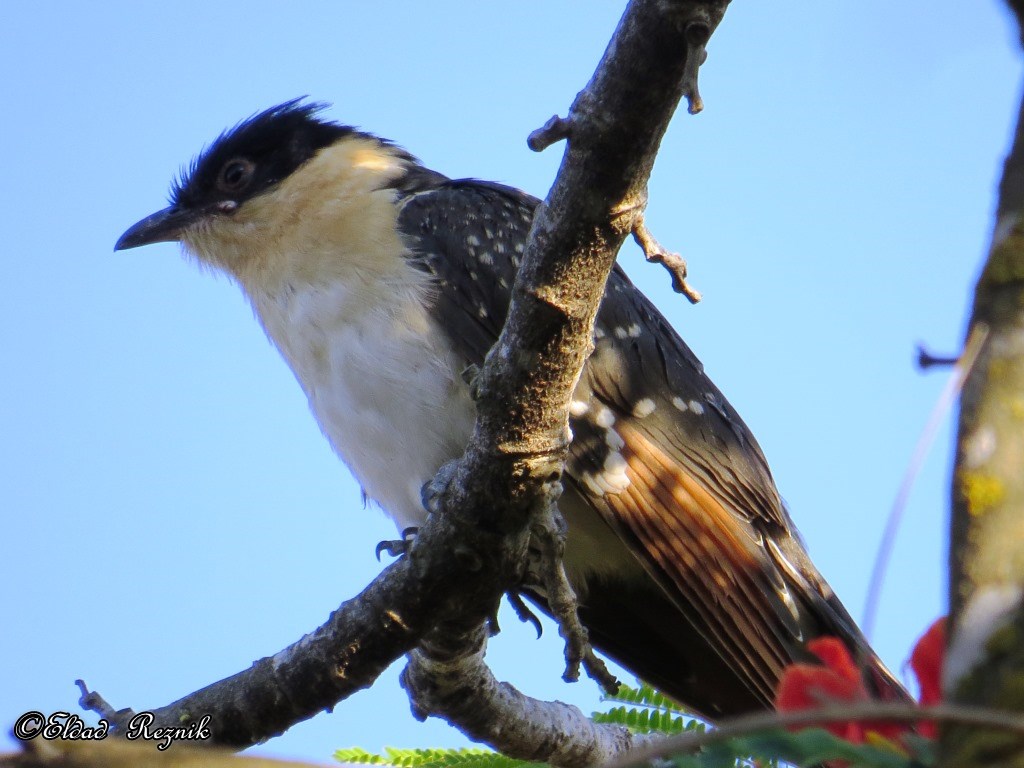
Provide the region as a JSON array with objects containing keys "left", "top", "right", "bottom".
[
  {"left": 603, "top": 681, "right": 688, "bottom": 714},
  {"left": 334, "top": 746, "right": 543, "bottom": 768},
  {"left": 668, "top": 728, "right": 926, "bottom": 768},
  {"left": 334, "top": 747, "right": 388, "bottom": 764},
  {"left": 594, "top": 681, "right": 705, "bottom": 736},
  {"left": 594, "top": 702, "right": 702, "bottom": 736}
]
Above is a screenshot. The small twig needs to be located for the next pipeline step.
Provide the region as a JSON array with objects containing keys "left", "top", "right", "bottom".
[
  {"left": 861, "top": 325, "right": 989, "bottom": 640},
  {"left": 632, "top": 218, "right": 702, "bottom": 303},
  {"left": 682, "top": 23, "right": 711, "bottom": 114},
  {"left": 604, "top": 700, "right": 1024, "bottom": 768},
  {"left": 528, "top": 115, "right": 573, "bottom": 152},
  {"left": 532, "top": 505, "right": 618, "bottom": 692},
  {"left": 75, "top": 680, "right": 134, "bottom": 730},
  {"left": 917, "top": 343, "right": 960, "bottom": 370}
]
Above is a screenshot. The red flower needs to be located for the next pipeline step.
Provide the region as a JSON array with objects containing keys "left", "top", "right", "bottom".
[
  {"left": 775, "top": 637, "right": 902, "bottom": 743},
  {"left": 909, "top": 617, "right": 946, "bottom": 737},
  {"left": 774, "top": 619, "right": 946, "bottom": 748}
]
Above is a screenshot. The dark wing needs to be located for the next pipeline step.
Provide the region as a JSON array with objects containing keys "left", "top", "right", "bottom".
[
  {"left": 566, "top": 275, "right": 801, "bottom": 706},
  {"left": 399, "top": 179, "right": 534, "bottom": 358},
  {"left": 396, "top": 179, "right": 902, "bottom": 711}
]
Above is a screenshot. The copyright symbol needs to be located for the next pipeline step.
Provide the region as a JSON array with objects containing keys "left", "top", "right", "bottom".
[{"left": 13, "top": 712, "right": 45, "bottom": 740}]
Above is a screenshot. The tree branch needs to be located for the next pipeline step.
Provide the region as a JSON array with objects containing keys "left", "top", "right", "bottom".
[
  {"left": 402, "top": 625, "right": 653, "bottom": 768},
  {"left": 80, "top": 535, "right": 513, "bottom": 748},
  {"left": 402, "top": 0, "right": 729, "bottom": 752}
]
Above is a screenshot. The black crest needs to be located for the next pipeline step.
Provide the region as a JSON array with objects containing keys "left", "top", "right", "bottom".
[{"left": 170, "top": 98, "right": 357, "bottom": 211}]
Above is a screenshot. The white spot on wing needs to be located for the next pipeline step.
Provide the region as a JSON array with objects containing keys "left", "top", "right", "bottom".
[
  {"left": 628, "top": 323, "right": 642, "bottom": 338},
  {"left": 604, "top": 451, "right": 627, "bottom": 471},
  {"left": 569, "top": 400, "right": 590, "bottom": 417},
  {"left": 580, "top": 472, "right": 605, "bottom": 497},
  {"left": 672, "top": 396, "right": 688, "bottom": 412},
  {"left": 613, "top": 327, "right": 628, "bottom": 339},
  {"left": 604, "top": 428, "right": 625, "bottom": 450},
  {"left": 633, "top": 398, "right": 656, "bottom": 417},
  {"left": 466, "top": 234, "right": 481, "bottom": 246},
  {"left": 595, "top": 406, "right": 615, "bottom": 428},
  {"left": 600, "top": 452, "right": 631, "bottom": 493},
  {"left": 579, "top": 455, "right": 631, "bottom": 497},
  {"left": 689, "top": 400, "right": 705, "bottom": 415}
]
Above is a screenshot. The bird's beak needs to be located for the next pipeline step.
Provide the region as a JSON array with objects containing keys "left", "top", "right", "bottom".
[{"left": 114, "top": 206, "right": 196, "bottom": 251}]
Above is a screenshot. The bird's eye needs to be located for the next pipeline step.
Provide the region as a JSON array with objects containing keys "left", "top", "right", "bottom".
[{"left": 217, "top": 158, "right": 255, "bottom": 193}]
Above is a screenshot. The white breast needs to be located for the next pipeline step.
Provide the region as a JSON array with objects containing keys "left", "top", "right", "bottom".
[
  {"left": 249, "top": 276, "right": 477, "bottom": 531},
  {"left": 179, "top": 137, "right": 482, "bottom": 534}
]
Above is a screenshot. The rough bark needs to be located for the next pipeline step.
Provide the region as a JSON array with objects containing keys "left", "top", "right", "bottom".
[{"left": 944, "top": 2, "right": 1024, "bottom": 766}]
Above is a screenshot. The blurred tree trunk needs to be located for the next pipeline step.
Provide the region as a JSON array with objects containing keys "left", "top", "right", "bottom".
[{"left": 944, "top": 2, "right": 1024, "bottom": 766}]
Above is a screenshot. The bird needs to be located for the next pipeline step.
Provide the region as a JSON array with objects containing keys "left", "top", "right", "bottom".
[{"left": 115, "top": 99, "right": 907, "bottom": 718}]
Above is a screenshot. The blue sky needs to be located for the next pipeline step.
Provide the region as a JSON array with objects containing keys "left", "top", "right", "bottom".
[{"left": 1, "top": 1, "right": 1021, "bottom": 763}]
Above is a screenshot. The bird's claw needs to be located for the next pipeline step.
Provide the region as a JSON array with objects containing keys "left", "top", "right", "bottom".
[
  {"left": 506, "top": 590, "right": 544, "bottom": 639},
  {"left": 375, "top": 526, "right": 419, "bottom": 561},
  {"left": 421, "top": 461, "right": 460, "bottom": 514}
]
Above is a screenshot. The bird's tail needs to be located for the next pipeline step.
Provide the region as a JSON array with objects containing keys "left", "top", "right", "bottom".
[{"left": 782, "top": 544, "right": 913, "bottom": 704}]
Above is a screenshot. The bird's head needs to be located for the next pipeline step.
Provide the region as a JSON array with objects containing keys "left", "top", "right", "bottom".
[{"left": 115, "top": 99, "right": 430, "bottom": 286}]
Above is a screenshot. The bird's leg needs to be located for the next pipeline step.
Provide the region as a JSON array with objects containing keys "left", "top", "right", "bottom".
[
  {"left": 461, "top": 364, "right": 482, "bottom": 399},
  {"left": 377, "top": 459, "right": 465, "bottom": 562},
  {"left": 421, "top": 460, "right": 460, "bottom": 515},
  {"left": 375, "top": 527, "right": 420, "bottom": 561},
  {"left": 531, "top": 504, "right": 620, "bottom": 694}
]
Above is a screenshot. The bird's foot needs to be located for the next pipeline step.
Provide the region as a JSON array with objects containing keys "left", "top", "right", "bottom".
[
  {"left": 376, "top": 527, "right": 419, "bottom": 561},
  {"left": 531, "top": 504, "right": 619, "bottom": 694},
  {"left": 461, "top": 364, "right": 481, "bottom": 400},
  {"left": 421, "top": 460, "right": 460, "bottom": 515}
]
